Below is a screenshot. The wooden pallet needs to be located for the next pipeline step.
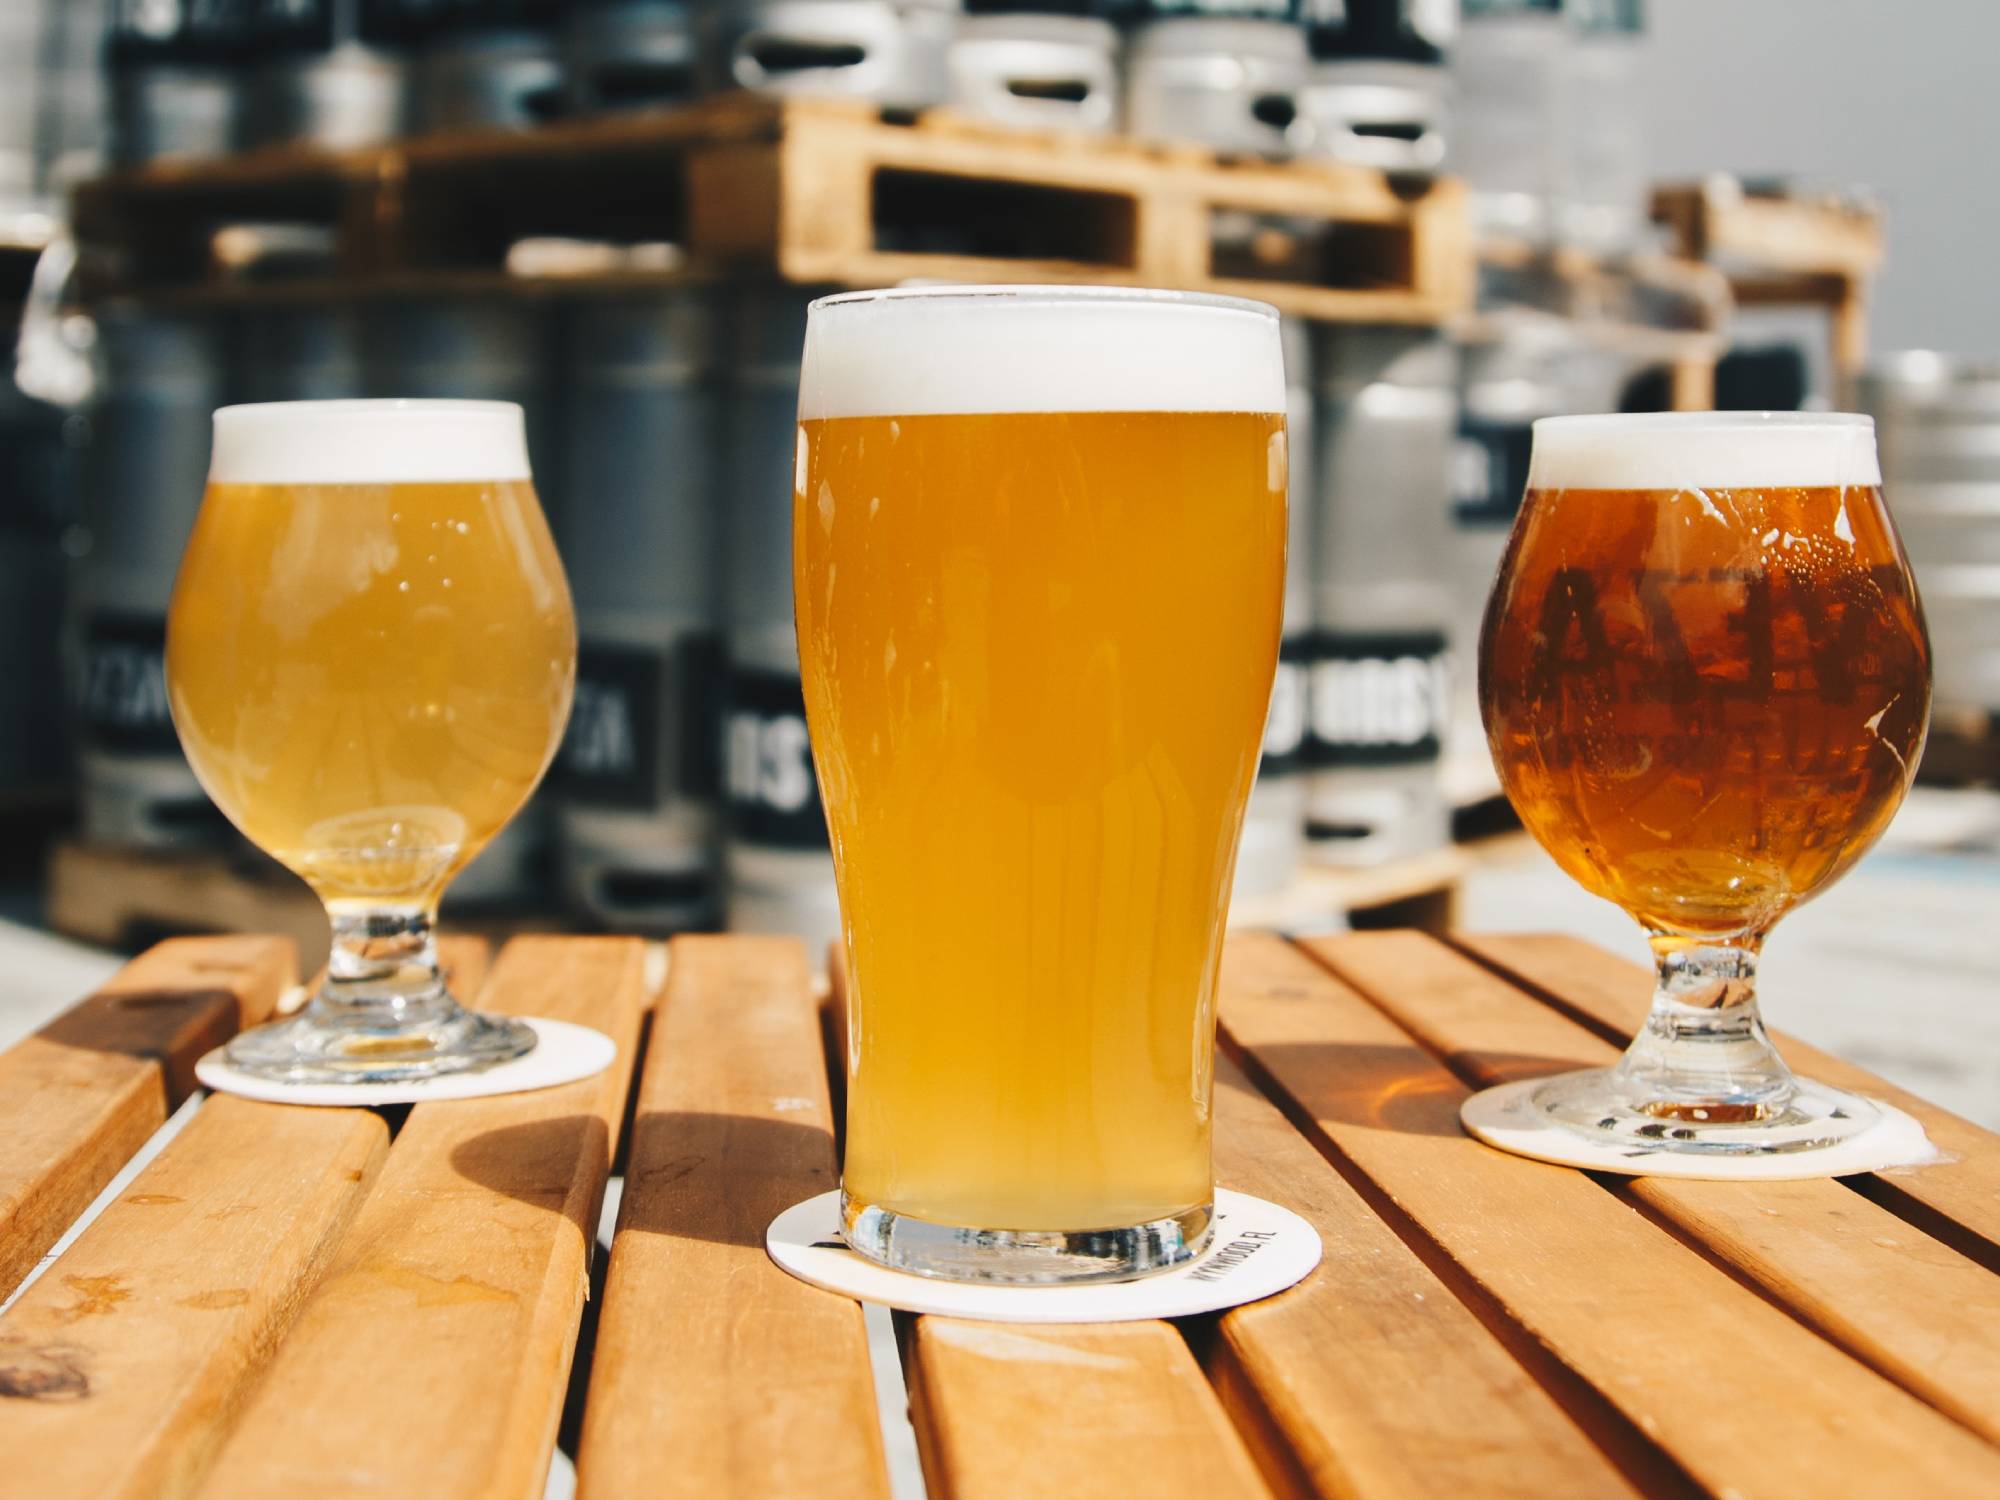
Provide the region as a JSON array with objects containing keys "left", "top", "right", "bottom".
[
  {"left": 1652, "top": 177, "right": 1884, "bottom": 398},
  {"left": 73, "top": 95, "right": 1473, "bottom": 323}
]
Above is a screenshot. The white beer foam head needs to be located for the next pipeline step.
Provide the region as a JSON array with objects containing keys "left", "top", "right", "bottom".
[
  {"left": 798, "top": 286, "right": 1287, "bottom": 419},
  {"left": 209, "top": 399, "right": 532, "bottom": 485},
  {"left": 1529, "top": 412, "right": 1882, "bottom": 491}
]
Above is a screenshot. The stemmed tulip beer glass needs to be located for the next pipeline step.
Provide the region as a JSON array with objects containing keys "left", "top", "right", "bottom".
[
  {"left": 1479, "top": 413, "right": 1930, "bottom": 1155},
  {"left": 167, "top": 400, "right": 576, "bottom": 1083}
]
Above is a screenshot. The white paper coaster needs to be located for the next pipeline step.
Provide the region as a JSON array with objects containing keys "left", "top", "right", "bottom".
[
  {"left": 194, "top": 1018, "right": 616, "bottom": 1107},
  {"left": 1461, "top": 1078, "right": 1938, "bottom": 1180},
  {"left": 767, "top": 1188, "right": 1321, "bottom": 1323}
]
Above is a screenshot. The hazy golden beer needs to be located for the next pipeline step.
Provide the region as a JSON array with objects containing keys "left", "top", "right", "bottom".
[
  {"left": 796, "top": 288, "right": 1287, "bottom": 1279},
  {"left": 1474, "top": 413, "right": 1929, "bottom": 1154},
  {"left": 169, "top": 477, "right": 574, "bottom": 904},
  {"left": 167, "top": 400, "right": 574, "bottom": 1084}
]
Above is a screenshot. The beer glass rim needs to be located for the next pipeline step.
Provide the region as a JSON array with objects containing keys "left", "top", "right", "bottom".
[
  {"left": 1533, "top": 411, "right": 1874, "bottom": 436},
  {"left": 808, "top": 284, "right": 1281, "bottom": 322}
]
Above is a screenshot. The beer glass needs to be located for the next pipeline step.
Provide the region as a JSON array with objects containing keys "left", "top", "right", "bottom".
[
  {"left": 1480, "top": 413, "right": 1929, "bottom": 1153},
  {"left": 167, "top": 400, "right": 576, "bottom": 1083},
  {"left": 796, "top": 286, "right": 1288, "bottom": 1282}
]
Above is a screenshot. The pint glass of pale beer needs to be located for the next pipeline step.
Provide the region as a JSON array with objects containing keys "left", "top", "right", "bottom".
[
  {"left": 167, "top": 400, "right": 575, "bottom": 1083},
  {"left": 796, "top": 287, "right": 1287, "bottom": 1280},
  {"left": 1480, "top": 413, "right": 1929, "bottom": 1154}
]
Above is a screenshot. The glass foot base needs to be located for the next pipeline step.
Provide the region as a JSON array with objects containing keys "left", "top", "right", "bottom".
[
  {"left": 841, "top": 1193, "right": 1213, "bottom": 1285},
  {"left": 222, "top": 1003, "right": 537, "bottom": 1086},
  {"left": 1532, "top": 1065, "right": 1877, "bottom": 1155}
]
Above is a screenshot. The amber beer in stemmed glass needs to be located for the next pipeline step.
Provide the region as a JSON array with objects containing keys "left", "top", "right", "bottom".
[
  {"left": 1480, "top": 413, "right": 1929, "bottom": 1153},
  {"left": 167, "top": 400, "right": 576, "bottom": 1083},
  {"left": 795, "top": 287, "right": 1288, "bottom": 1281}
]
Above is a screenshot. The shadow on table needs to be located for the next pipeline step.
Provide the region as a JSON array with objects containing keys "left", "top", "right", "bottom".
[
  {"left": 1221, "top": 1038, "right": 1583, "bottom": 1138},
  {"left": 449, "top": 1110, "right": 835, "bottom": 1250}
]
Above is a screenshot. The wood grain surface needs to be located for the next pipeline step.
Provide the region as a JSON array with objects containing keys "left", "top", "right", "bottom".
[
  {"left": 196, "top": 936, "right": 649, "bottom": 1500},
  {"left": 0, "top": 935, "right": 295, "bottom": 1300},
  {"left": 575, "top": 936, "right": 890, "bottom": 1500}
]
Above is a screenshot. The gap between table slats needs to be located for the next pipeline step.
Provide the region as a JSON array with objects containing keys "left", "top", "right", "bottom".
[
  {"left": 574, "top": 935, "right": 890, "bottom": 1500},
  {"left": 0, "top": 935, "right": 296, "bottom": 1302},
  {"left": 1450, "top": 931, "right": 2000, "bottom": 1269},
  {"left": 1222, "top": 930, "right": 2000, "bottom": 1500},
  {"left": 1308, "top": 930, "right": 2000, "bottom": 1453},
  {"left": 1207, "top": 1045, "right": 1652, "bottom": 1500},
  {"left": 194, "top": 935, "right": 650, "bottom": 1500}
]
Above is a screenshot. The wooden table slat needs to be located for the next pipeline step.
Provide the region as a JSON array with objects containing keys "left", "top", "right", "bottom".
[
  {"left": 0, "top": 935, "right": 296, "bottom": 1301},
  {"left": 1222, "top": 932, "right": 2000, "bottom": 1500},
  {"left": 1312, "top": 930, "right": 2000, "bottom": 1451},
  {"left": 1208, "top": 1049, "right": 1645, "bottom": 1500},
  {"left": 0, "top": 1097, "right": 387, "bottom": 1500},
  {"left": 1453, "top": 931, "right": 2000, "bottom": 1263},
  {"left": 906, "top": 1316, "right": 1273, "bottom": 1500},
  {"left": 575, "top": 935, "right": 890, "bottom": 1500},
  {"left": 197, "top": 935, "right": 649, "bottom": 1500}
]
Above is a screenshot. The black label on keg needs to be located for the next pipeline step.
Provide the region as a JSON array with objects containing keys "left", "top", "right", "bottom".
[
  {"left": 1306, "top": 629, "right": 1449, "bottom": 767},
  {"left": 79, "top": 612, "right": 178, "bottom": 755},
  {"left": 1451, "top": 419, "right": 1533, "bottom": 529},
  {"left": 1260, "top": 633, "right": 1312, "bottom": 777},
  {"left": 723, "top": 666, "right": 828, "bottom": 852},
  {"left": 559, "top": 635, "right": 722, "bottom": 810}
]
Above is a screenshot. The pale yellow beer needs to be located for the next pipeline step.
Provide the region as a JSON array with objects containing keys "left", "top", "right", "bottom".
[
  {"left": 796, "top": 288, "right": 1287, "bottom": 1274},
  {"left": 168, "top": 441, "right": 573, "bottom": 907}
]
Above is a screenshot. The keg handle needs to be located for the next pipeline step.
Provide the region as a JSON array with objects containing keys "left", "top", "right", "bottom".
[
  {"left": 734, "top": 31, "right": 877, "bottom": 88},
  {"left": 15, "top": 233, "right": 96, "bottom": 409}
]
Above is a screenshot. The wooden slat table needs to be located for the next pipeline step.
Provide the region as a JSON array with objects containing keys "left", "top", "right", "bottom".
[{"left": 2, "top": 929, "right": 1996, "bottom": 1500}]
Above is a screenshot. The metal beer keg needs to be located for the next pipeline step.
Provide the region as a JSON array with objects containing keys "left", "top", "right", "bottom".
[
  {"left": 405, "top": 3, "right": 566, "bottom": 132},
  {"left": 701, "top": 0, "right": 956, "bottom": 108},
  {"left": 105, "top": 2, "right": 244, "bottom": 166},
  {"left": 1122, "top": 11, "right": 1309, "bottom": 157},
  {"left": 553, "top": 292, "right": 724, "bottom": 933},
  {"left": 565, "top": 0, "right": 700, "bottom": 115},
  {"left": 1295, "top": 0, "right": 1451, "bottom": 173},
  {"left": 1445, "top": 320, "right": 1578, "bottom": 802},
  {"left": 364, "top": 293, "right": 557, "bottom": 904},
  {"left": 1862, "top": 354, "right": 2000, "bottom": 719},
  {"left": 1235, "top": 317, "right": 1313, "bottom": 900},
  {"left": 946, "top": 4, "right": 1121, "bottom": 134},
  {"left": 73, "top": 309, "right": 230, "bottom": 845},
  {"left": 1561, "top": 0, "right": 1644, "bottom": 252},
  {"left": 237, "top": 303, "right": 367, "bottom": 401},
  {"left": 1451, "top": 0, "right": 1566, "bottom": 242},
  {"left": 721, "top": 288, "right": 841, "bottom": 956},
  {"left": 238, "top": 1, "right": 408, "bottom": 151},
  {"left": 0, "top": 323, "right": 77, "bottom": 794},
  {"left": 1306, "top": 324, "right": 1455, "bottom": 865}
]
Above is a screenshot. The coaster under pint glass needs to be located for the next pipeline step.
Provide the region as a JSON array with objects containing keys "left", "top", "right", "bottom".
[
  {"left": 795, "top": 287, "right": 1288, "bottom": 1281},
  {"left": 1479, "top": 413, "right": 1930, "bottom": 1154},
  {"left": 166, "top": 400, "right": 576, "bottom": 1084}
]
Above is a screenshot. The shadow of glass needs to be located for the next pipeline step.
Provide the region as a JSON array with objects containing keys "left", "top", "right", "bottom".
[
  {"left": 1224, "top": 1039, "right": 1587, "bottom": 1137},
  {"left": 448, "top": 1114, "right": 614, "bottom": 1241}
]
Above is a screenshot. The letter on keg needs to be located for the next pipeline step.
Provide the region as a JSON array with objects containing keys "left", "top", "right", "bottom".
[{"left": 795, "top": 286, "right": 1287, "bottom": 1282}]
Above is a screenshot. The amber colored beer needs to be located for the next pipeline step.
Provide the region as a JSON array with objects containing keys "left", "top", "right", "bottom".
[
  {"left": 1481, "top": 481, "right": 1929, "bottom": 938},
  {"left": 797, "top": 406, "right": 1286, "bottom": 1233},
  {"left": 167, "top": 478, "right": 575, "bottom": 905}
]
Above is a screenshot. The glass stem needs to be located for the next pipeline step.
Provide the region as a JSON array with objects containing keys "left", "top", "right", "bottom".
[
  {"left": 1613, "top": 933, "right": 1795, "bottom": 1122},
  {"left": 319, "top": 902, "right": 456, "bottom": 1031}
]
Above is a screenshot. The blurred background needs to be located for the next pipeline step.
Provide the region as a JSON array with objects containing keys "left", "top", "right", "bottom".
[{"left": 1, "top": 0, "right": 1994, "bottom": 1124}]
